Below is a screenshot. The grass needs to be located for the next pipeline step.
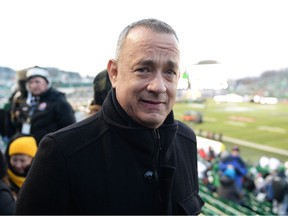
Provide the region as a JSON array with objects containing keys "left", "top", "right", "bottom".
[{"left": 173, "top": 99, "right": 288, "bottom": 163}]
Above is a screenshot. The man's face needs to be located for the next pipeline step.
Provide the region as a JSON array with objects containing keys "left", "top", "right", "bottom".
[
  {"left": 10, "top": 154, "right": 33, "bottom": 174},
  {"left": 108, "top": 27, "right": 180, "bottom": 129},
  {"left": 27, "top": 76, "right": 49, "bottom": 96}
]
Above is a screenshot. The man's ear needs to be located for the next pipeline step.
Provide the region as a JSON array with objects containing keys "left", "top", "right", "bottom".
[{"left": 107, "top": 59, "right": 118, "bottom": 88}]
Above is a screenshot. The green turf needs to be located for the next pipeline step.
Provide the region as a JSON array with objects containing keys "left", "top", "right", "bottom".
[{"left": 173, "top": 99, "right": 288, "bottom": 163}]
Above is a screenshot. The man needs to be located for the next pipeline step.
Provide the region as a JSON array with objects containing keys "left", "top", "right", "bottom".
[
  {"left": 16, "top": 19, "right": 204, "bottom": 215},
  {"left": 11, "top": 66, "right": 76, "bottom": 144}
]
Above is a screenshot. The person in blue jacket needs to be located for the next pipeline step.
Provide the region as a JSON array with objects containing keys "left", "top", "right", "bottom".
[{"left": 219, "top": 146, "right": 247, "bottom": 191}]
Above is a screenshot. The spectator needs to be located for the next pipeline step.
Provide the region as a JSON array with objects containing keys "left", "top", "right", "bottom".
[
  {"left": 5, "top": 133, "right": 37, "bottom": 195},
  {"left": 0, "top": 150, "right": 15, "bottom": 214},
  {"left": 88, "top": 69, "right": 112, "bottom": 115},
  {"left": 217, "top": 166, "right": 243, "bottom": 204},
  {"left": 198, "top": 148, "right": 207, "bottom": 160},
  {"left": 207, "top": 146, "right": 216, "bottom": 162},
  {"left": 258, "top": 159, "right": 282, "bottom": 203},
  {"left": 0, "top": 69, "right": 28, "bottom": 145},
  {"left": 15, "top": 18, "right": 204, "bottom": 215},
  {"left": 271, "top": 166, "right": 288, "bottom": 215},
  {"left": 10, "top": 66, "right": 76, "bottom": 144},
  {"left": 8, "top": 69, "right": 29, "bottom": 137},
  {"left": 219, "top": 146, "right": 247, "bottom": 191}
]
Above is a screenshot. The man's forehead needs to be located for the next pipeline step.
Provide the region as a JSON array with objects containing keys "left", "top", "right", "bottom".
[{"left": 127, "top": 27, "right": 178, "bottom": 44}]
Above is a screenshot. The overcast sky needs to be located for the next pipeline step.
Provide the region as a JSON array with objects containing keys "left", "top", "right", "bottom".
[{"left": 1, "top": 0, "right": 288, "bottom": 79}]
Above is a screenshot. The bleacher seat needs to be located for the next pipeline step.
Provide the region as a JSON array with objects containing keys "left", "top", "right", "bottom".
[{"left": 199, "top": 182, "right": 276, "bottom": 215}]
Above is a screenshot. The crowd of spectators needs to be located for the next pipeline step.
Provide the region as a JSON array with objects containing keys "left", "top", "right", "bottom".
[{"left": 198, "top": 143, "right": 288, "bottom": 215}]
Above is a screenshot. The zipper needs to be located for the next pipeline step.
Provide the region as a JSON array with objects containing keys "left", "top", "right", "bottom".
[
  {"left": 153, "top": 129, "right": 162, "bottom": 180},
  {"left": 154, "top": 129, "right": 165, "bottom": 206}
]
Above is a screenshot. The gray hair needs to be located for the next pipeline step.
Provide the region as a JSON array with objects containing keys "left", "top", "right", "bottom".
[{"left": 115, "top": 18, "right": 179, "bottom": 60}]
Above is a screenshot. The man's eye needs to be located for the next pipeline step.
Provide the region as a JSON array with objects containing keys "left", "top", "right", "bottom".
[
  {"left": 136, "top": 68, "right": 149, "bottom": 73},
  {"left": 165, "top": 70, "right": 177, "bottom": 76}
]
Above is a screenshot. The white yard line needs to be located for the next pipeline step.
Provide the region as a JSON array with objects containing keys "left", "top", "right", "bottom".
[
  {"left": 223, "top": 136, "right": 288, "bottom": 157},
  {"left": 196, "top": 130, "right": 288, "bottom": 157},
  {"left": 224, "top": 121, "right": 247, "bottom": 127},
  {"left": 257, "top": 126, "right": 286, "bottom": 134}
]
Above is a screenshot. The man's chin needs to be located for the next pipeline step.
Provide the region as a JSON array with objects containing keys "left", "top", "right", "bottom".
[{"left": 141, "top": 116, "right": 164, "bottom": 129}]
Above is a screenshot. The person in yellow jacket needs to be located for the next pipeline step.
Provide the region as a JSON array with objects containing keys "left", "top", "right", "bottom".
[{"left": 5, "top": 133, "right": 37, "bottom": 195}]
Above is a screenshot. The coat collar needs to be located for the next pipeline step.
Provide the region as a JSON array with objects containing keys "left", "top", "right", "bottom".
[
  {"left": 101, "top": 88, "right": 178, "bottom": 166},
  {"left": 102, "top": 88, "right": 176, "bottom": 128}
]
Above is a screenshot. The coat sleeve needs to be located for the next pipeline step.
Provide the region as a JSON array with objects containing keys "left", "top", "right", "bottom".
[
  {"left": 0, "top": 182, "right": 16, "bottom": 215},
  {"left": 15, "top": 135, "right": 71, "bottom": 214},
  {"left": 55, "top": 97, "right": 76, "bottom": 128}
]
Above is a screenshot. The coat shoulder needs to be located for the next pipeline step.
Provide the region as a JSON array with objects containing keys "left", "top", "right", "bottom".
[
  {"left": 43, "top": 113, "right": 108, "bottom": 156},
  {"left": 176, "top": 120, "right": 196, "bottom": 141}
]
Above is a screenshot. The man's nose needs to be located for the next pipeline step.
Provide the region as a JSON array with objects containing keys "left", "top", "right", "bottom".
[
  {"left": 14, "top": 161, "right": 22, "bottom": 168},
  {"left": 147, "top": 74, "right": 167, "bottom": 94},
  {"left": 28, "top": 82, "right": 36, "bottom": 88}
]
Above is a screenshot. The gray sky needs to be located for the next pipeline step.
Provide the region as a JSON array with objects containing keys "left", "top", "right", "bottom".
[{"left": 1, "top": 0, "right": 287, "bottom": 79}]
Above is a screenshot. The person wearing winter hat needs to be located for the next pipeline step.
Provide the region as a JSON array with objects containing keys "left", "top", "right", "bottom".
[
  {"left": 0, "top": 68, "right": 29, "bottom": 141},
  {"left": 26, "top": 66, "right": 52, "bottom": 97},
  {"left": 10, "top": 66, "right": 76, "bottom": 144},
  {"left": 9, "top": 68, "right": 29, "bottom": 105},
  {"left": 16, "top": 69, "right": 29, "bottom": 95},
  {"left": 5, "top": 134, "right": 37, "bottom": 194},
  {"left": 218, "top": 146, "right": 247, "bottom": 191},
  {"left": 88, "top": 69, "right": 112, "bottom": 115}
]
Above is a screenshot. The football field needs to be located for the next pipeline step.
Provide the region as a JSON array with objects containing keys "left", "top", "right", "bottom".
[{"left": 173, "top": 99, "right": 288, "bottom": 163}]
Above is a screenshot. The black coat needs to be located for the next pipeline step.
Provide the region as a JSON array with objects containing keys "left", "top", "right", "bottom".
[
  {"left": 0, "top": 180, "right": 15, "bottom": 214},
  {"left": 15, "top": 89, "right": 204, "bottom": 215},
  {"left": 14, "top": 88, "right": 76, "bottom": 144}
]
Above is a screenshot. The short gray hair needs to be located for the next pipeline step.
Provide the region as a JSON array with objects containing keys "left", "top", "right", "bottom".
[{"left": 115, "top": 18, "right": 179, "bottom": 60}]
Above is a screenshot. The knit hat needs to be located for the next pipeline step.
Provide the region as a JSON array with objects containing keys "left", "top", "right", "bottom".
[
  {"left": 26, "top": 66, "right": 52, "bottom": 88},
  {"left": 8, "top": 136, "right": 37, "bottom": 158},
  {"left": 92, "top": 69, "right": 112, "bottom": 106}
]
